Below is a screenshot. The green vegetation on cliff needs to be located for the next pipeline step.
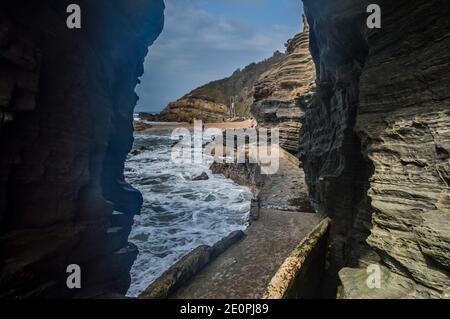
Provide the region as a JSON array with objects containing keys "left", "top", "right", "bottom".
[{"left": 166, "top": 51, "right": 285, "bottom": 118}]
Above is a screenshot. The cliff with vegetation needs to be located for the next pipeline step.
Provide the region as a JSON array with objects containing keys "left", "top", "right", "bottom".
[
  {"left": 251, "top": 15, "right": 315, "bottom": 153},
  {"left": 0, "top": 0, "right": 164, "bottom": 298},
  {"left": 157, "top": 97, "right": 230, "bottom": 123}
]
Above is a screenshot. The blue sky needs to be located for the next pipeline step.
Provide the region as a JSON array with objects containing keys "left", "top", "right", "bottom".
[{"left": 135, "top": 0, "right": 304, "bottom": 112}]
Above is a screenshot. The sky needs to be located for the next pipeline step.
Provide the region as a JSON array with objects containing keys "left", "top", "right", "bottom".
[{"left": 135, "top": 0, "right": 304, "bottom": 113}]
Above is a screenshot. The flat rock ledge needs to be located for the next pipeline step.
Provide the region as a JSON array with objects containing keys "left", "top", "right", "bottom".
[
  {"left": 263, "top": 218, "right": 331, "bottom": 299},
  {"left": 169, "top": 145, "right": 324, "bottom": 298}
]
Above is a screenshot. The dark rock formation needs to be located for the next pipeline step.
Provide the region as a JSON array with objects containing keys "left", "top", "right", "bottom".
[
  {"left": 0, "top": 0, "right": 164, "bottom": 298},
  {"left": 252, "top": 15, "right": 315, "bottom": 154},
  {"left": 141, "top": 51, "right": 285, "bottom": 123},
  {"left": 158, "top": 97, "right": 230, "bottom": 123},
  {"left": 300, "top": 0, "right": 450, "bottom": 298},
  {"left": 192, "top": 172, "right": 209, "bottom": 181}
]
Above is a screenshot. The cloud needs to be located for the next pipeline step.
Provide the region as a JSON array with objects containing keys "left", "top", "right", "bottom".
[{"left": 135, "top": 0, "right": 301, "bottom": 112}]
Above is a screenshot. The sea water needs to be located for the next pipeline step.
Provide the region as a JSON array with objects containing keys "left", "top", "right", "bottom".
[{"left": 125, "top": 129, "right": 251, "bottom": 297}]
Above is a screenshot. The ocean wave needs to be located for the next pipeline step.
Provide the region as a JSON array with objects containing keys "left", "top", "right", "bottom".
[{"left": 125, "top": 130, "right": 251, "bottom": 297}]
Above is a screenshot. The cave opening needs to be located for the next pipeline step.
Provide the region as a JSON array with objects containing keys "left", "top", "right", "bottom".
[{"left": 124, "top": 0, "right": 312, "bottom": 298}]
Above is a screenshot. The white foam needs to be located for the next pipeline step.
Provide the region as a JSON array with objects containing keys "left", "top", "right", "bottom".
[{"left": 125, "top": 131, "right": 251, "bottom": 297}]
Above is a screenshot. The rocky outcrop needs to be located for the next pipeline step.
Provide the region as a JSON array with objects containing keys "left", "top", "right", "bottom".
[
  {"left": 0, "top": 0, "right": 164, "bottom": 298},
  {"left": 172, "top": 142, "right": 322, "bottom": 299},
  {"left": 139, "top": 231, "right": 245, "bottom": 299},
  {"left": 264, "top": 218, "right": 330, "bottom": 299},
  {"left": 143, "top": 51, "right": 285, "bottom": 123},
  {"left": 300, "top": 0, "right": 450, "bottom": 298},
  {"left": 158, "top": 97, "right": 230, "bottom": 123},
  {"left": 251, "top": 15, "right": 315, "bottom": 153}
]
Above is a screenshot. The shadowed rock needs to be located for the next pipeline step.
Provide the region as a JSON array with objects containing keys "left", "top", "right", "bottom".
[{"left": 0, "top": 0, "right": 165, "bottom": 298}]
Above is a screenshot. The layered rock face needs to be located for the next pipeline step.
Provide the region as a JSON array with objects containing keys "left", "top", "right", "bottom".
[
  {"left": 0, "top": 0, "right": 164, "bottom": 298},
  {"left": 301, "top": 0, "right": 450, "bottom": 297},
  {"left": 159, "top": 97, "right": 230, "bottom": 123},
  {"left": 252, "top": 16, "right": 315, "bottom": 153},
  {"left": 145, "top": 51, "right": 285, "bottom": 123}
]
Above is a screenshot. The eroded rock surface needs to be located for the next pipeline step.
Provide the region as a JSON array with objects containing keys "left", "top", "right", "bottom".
[
  {"left": 158, "top": 97, "right": 230, "bottom": 123},
  {"left": 0, "top": 0, "right": 164, "bottom": 298},
  {"left": 301, "top": 0, "right": 450, "bottom": 297},
  {"left": 252, "top": 15, "right": 315, "bottom": 153},
  {"left": 338, "top": 266, "right": 441, "bottom": 299}
]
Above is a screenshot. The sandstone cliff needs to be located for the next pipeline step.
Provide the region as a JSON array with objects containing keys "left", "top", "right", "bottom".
[
  {"left": 251, "top": 15, "right": 315, "bottom": 153},
  {"left": 301, "top": 0, "right": 450, "bottom": 298},
  {"left": 142, "top": 51, "right": 285, "bottom": 123},
  {"left": 158, "top": 97, "right": 230, "bottom": 123},
  {"left": 0, "top": 0, "right": 164, "bottom": 298}
]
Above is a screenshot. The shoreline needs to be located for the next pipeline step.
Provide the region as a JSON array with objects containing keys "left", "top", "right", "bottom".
[{"left": 139, "top": 140, "right": 329, "bottom": 299}]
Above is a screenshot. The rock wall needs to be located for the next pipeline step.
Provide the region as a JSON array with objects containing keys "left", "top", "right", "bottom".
[
  {"left": 252, "top": 15, "right": 315, "bottom": 153},
  {"left": 0, "top": 0, "right": 164, "bottom": 298},
  {"left": 1, "top": 0, "right": 448, "bottom": 300},
  {"left": 301, "top": 0, "right": 450, "bottom": 297}
]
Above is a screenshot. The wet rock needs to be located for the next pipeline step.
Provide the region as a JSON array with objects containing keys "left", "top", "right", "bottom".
[
  {"left": 204, "top": 194, "right": 216, "bottom": 202},
  {"left": 158, "top": 98, "right": 230, "bottom": 123},
  {"left": 171, "top": 140, "right": 181, "bottom": 148},
  {"left": 144, "top": 51, "right": 285, "bottom": 122},
  {"left": 264, "top": 218, "right": 330, "bottom": 299},
  {"left": 210, "top": 230, "right": 245, "bottom": 259},
  {"left": 192, "top": 172, "right": 209, "bottom": 181}
]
